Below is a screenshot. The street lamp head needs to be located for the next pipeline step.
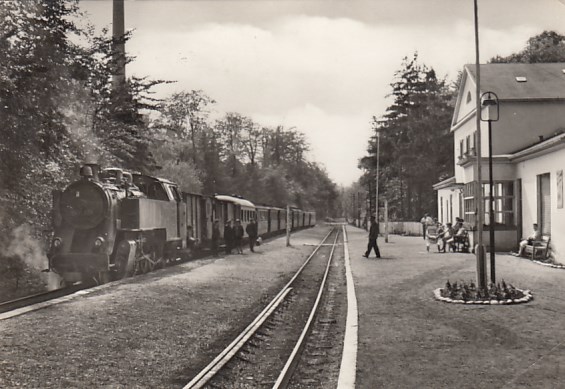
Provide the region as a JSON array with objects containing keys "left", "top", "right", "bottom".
[{"left": 480, "top": 91, "right": 499, "bottom": 122}]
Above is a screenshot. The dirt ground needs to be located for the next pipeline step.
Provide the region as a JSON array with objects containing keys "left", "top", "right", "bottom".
[
  {"left": 348, "top": 225, "right": 565, "bottom": 389},
  {"left": 0, "top": 226, "right": 332, "bottom": 388}
]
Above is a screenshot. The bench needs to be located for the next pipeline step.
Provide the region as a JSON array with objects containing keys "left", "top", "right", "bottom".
[
  {"left": 453, "top": 231, "right": 470, "bottom": 253},
  {"left": 523, "top": 235, "right": 551, "bottom": 261}
]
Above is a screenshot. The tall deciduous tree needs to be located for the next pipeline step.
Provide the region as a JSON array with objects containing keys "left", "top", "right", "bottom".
[
  {"left": 216, "top": 112, "right": 252, "bottom": 178},
  {"left": 157, "top": 90, "right": 215, "bottom": 167},
  {"left": 0, "top": 0, "right": 85, "bottom": 231}
]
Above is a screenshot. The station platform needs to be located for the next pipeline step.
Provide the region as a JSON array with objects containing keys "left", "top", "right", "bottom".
[{"left": 345, "top": 225, "right": 565, "bottom": 388}]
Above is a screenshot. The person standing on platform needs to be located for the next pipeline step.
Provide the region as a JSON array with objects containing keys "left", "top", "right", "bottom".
[
  {"left": 363, "top": 216, "right": 381, "bottom": 258},
  {"left": 234, "top": 219, "right": 244, "bottom": 254},
  {"left": 224, "top": 220, "right": 234, "bottom": 255},
  {"left": 246, "top": 218, "right": 258, "bottom": 252},
  {"left": 420, "top": 213, "right": 434, "bottom": 240}
]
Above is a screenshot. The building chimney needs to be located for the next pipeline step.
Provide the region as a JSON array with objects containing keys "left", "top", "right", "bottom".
[{"left": 112, "top": 0, "right": 126, "bottom": 92}]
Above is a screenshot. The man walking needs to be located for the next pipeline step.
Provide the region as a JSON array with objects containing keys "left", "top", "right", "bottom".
[
  {"left": 363, "top": 216, "right": 381, "bottom": 258},
  {"left": 246, "top": 218, "right": 258, "bottom": 252}
]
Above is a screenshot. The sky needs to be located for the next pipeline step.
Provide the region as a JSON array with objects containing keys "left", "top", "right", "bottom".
[{"left": 79, "top": 0, "right": 565, "bottom": 186}]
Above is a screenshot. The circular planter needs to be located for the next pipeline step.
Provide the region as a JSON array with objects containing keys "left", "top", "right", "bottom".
[
  {"left": 531, "top": 260, "right": 565, "bottom": 270},
  {"left": 433, "top": 288, "right": 533, "bottom": 305}
]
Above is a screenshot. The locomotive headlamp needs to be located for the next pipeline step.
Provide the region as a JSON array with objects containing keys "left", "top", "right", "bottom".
[
  {"left": 52, "top": 237, "right": 62, "bottom": 248},
  {"left": 94, "top": 237, "right": 105, "bottom": 248}
]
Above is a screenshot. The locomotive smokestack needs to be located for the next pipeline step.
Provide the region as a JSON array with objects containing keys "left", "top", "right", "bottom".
[
  {"left": 82, "top": 163, "right": 100, "bottom": 182},
  {"left": 112, "top": 0, "right": 126, "bottom": 92}
]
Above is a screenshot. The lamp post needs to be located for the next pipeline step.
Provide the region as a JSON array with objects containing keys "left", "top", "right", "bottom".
[
  {"left": 481, "top": 91, "right": 499, "bottom": 284},
  {"left": 473, "top": 0, "right": 488, "bottom": 289},
  {"left": 375, "top": 129, "right": 381, "bottom": 229}
]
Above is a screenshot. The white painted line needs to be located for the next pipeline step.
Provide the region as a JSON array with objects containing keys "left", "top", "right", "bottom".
[
  {"left": 0, "top": 283, "right": 114, "bottom": 321},
  {"left": 337, "top": 225, "right": 358, "bottom": 389}
]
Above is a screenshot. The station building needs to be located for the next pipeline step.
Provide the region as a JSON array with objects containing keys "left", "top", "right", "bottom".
[{"left": 433, "top": 62, "right": 565, "bottom": 263}]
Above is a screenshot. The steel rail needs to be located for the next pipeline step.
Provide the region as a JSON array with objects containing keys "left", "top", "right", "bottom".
[
  {"left": 183, "top": 227, "right": 336, "bottom": 389},
  {"left": 272, "top": 228, "right": 341, "bottom": 388}
]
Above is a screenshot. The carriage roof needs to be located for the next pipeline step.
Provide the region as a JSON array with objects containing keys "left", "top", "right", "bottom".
[{"left": 215, "top": 194, "right": 255, "bottom": 208}]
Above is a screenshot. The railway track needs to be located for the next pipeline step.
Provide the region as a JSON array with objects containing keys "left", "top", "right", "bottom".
[
  {"left": 183, "top": 226, "right": 347, "bottom": 389},
  {"left": 0, "top": 283, "right": 91, "bottom": 315}
]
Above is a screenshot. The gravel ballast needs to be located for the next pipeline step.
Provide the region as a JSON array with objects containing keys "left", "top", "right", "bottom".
[{"left": 0, "top": 226, "right": 331, "bottom": 388}]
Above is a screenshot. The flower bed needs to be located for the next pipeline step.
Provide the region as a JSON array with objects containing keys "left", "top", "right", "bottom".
[
  {"left": 434, "top": 280, "right": 533, "bottom": 305},
  {"left": 531, "top": 258, "right": 565, "bottom": 269}
]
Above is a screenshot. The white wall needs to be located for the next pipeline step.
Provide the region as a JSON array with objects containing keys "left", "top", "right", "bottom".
[
  {"left": 437, "top": 187, "right": 462, "bottom": 225},
  {"left": 515, "top": 148, "right": 565, "bottom": 264}
]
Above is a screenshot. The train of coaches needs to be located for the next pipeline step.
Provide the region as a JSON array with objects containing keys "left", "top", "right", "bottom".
[{"left": 47, "top": 164, "right": 316, "bottom": 284}]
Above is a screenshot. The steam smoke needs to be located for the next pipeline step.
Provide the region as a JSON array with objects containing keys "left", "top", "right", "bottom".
[{"left": 4, "top": 224, "right": 62, "bottom": 290}]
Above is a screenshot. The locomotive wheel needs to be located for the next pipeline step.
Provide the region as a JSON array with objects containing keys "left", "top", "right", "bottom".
[
  {"left": 134, "top": 246, "right": 157, "bottom": 275},
  {"left": 96, "top": 271, "right": 111, "bottom": 284},
  {"left": 112, "top": 240, "right": 136, "bottom": 279}
]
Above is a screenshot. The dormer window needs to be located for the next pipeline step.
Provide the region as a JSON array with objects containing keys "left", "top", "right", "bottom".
[
  {"left": 515, "top": 76, "right": 527, "bottom": 82},
  {"left": 466, "top": 91, "right": 472, "bottom": 103}
]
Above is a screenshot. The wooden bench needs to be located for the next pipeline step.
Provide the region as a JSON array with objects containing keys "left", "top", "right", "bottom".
[
  {"left": 453, "top": 231, "right": 470, "bottom": 253},
  {"left": 523, "top": 235, "right": 551, "bottom": 260}
]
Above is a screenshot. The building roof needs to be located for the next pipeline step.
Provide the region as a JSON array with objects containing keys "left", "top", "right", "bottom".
[
  {"left": 465, "top": 63, "right": 565, "bottom": 101},
  {"left": 432, "top": 176, "right": 462, "bottom": 191}
]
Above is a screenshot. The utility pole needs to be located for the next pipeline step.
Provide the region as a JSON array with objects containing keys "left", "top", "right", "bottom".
[
  {"left": 384, "top": 199, "right": 389, "bottom": 243},
  {"left": 286, "top": 205, "right": 291, "bottom": 247},
  {"left": 357, "top": 192, "right": 361, "bottom": 228}
]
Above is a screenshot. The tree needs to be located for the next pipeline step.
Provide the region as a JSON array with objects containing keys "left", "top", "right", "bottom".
[
  {"left": 216, "top": 112, "right": 252, "bottom": 178},
  {"left": 156, "top": 90, "right": 215, "bottom": 167},
  {"left": 361, "top": 53, "right": 454, "bottom": 220},
  {"left": 240, "top": 122, "right": 262, "bottom": 166},
  {"left": 0, "top": 0, "right": 86, "bottom": 231},
  {"left": 490, "top": 31, "right": 565, "bottom": 63}
]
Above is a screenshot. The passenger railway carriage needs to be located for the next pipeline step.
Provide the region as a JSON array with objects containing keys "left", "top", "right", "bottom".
[{"left": 48, "top": 164, "right": 316, "bottom": 284}]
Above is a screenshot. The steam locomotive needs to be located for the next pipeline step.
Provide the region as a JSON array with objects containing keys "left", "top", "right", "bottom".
[{"left": 47, "top": 164, "right": 316, "bottom": 284}]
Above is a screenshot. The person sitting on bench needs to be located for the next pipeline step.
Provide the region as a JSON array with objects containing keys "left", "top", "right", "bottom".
[
  {"left": 453, "top": 218, "right": 468, "bottom": 251},
  {"left": 516, "top": 223, "right": 541, "bottom": 257},
  {"left": 438, "top": 222, "right": 455, "bottom": 253}
]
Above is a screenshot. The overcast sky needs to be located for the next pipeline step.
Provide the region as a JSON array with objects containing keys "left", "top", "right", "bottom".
[{"left": 80, "top": 0, "right": 565, "bottom": 186}]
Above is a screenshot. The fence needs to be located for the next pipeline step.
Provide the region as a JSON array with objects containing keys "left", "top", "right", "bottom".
[
  {"left": 380, "top": 221, "right": 423, "bottom": 236},
  {"left": 350, "top": 220, "right": 423, "bottom": 236}
]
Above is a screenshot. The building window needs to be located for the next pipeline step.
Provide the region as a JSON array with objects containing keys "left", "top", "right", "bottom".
[
  {"left": 466, "top": 91, "right": 472, "bottom": 104},
  {"left": 463, "top": 181, "right": 515, "bottom": 227},
  {"left": 484, "top": 182, "right": 515, "bottom": 226},
  {"left": 459, "top": 140, "right": 464, "bottom": 158}
]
